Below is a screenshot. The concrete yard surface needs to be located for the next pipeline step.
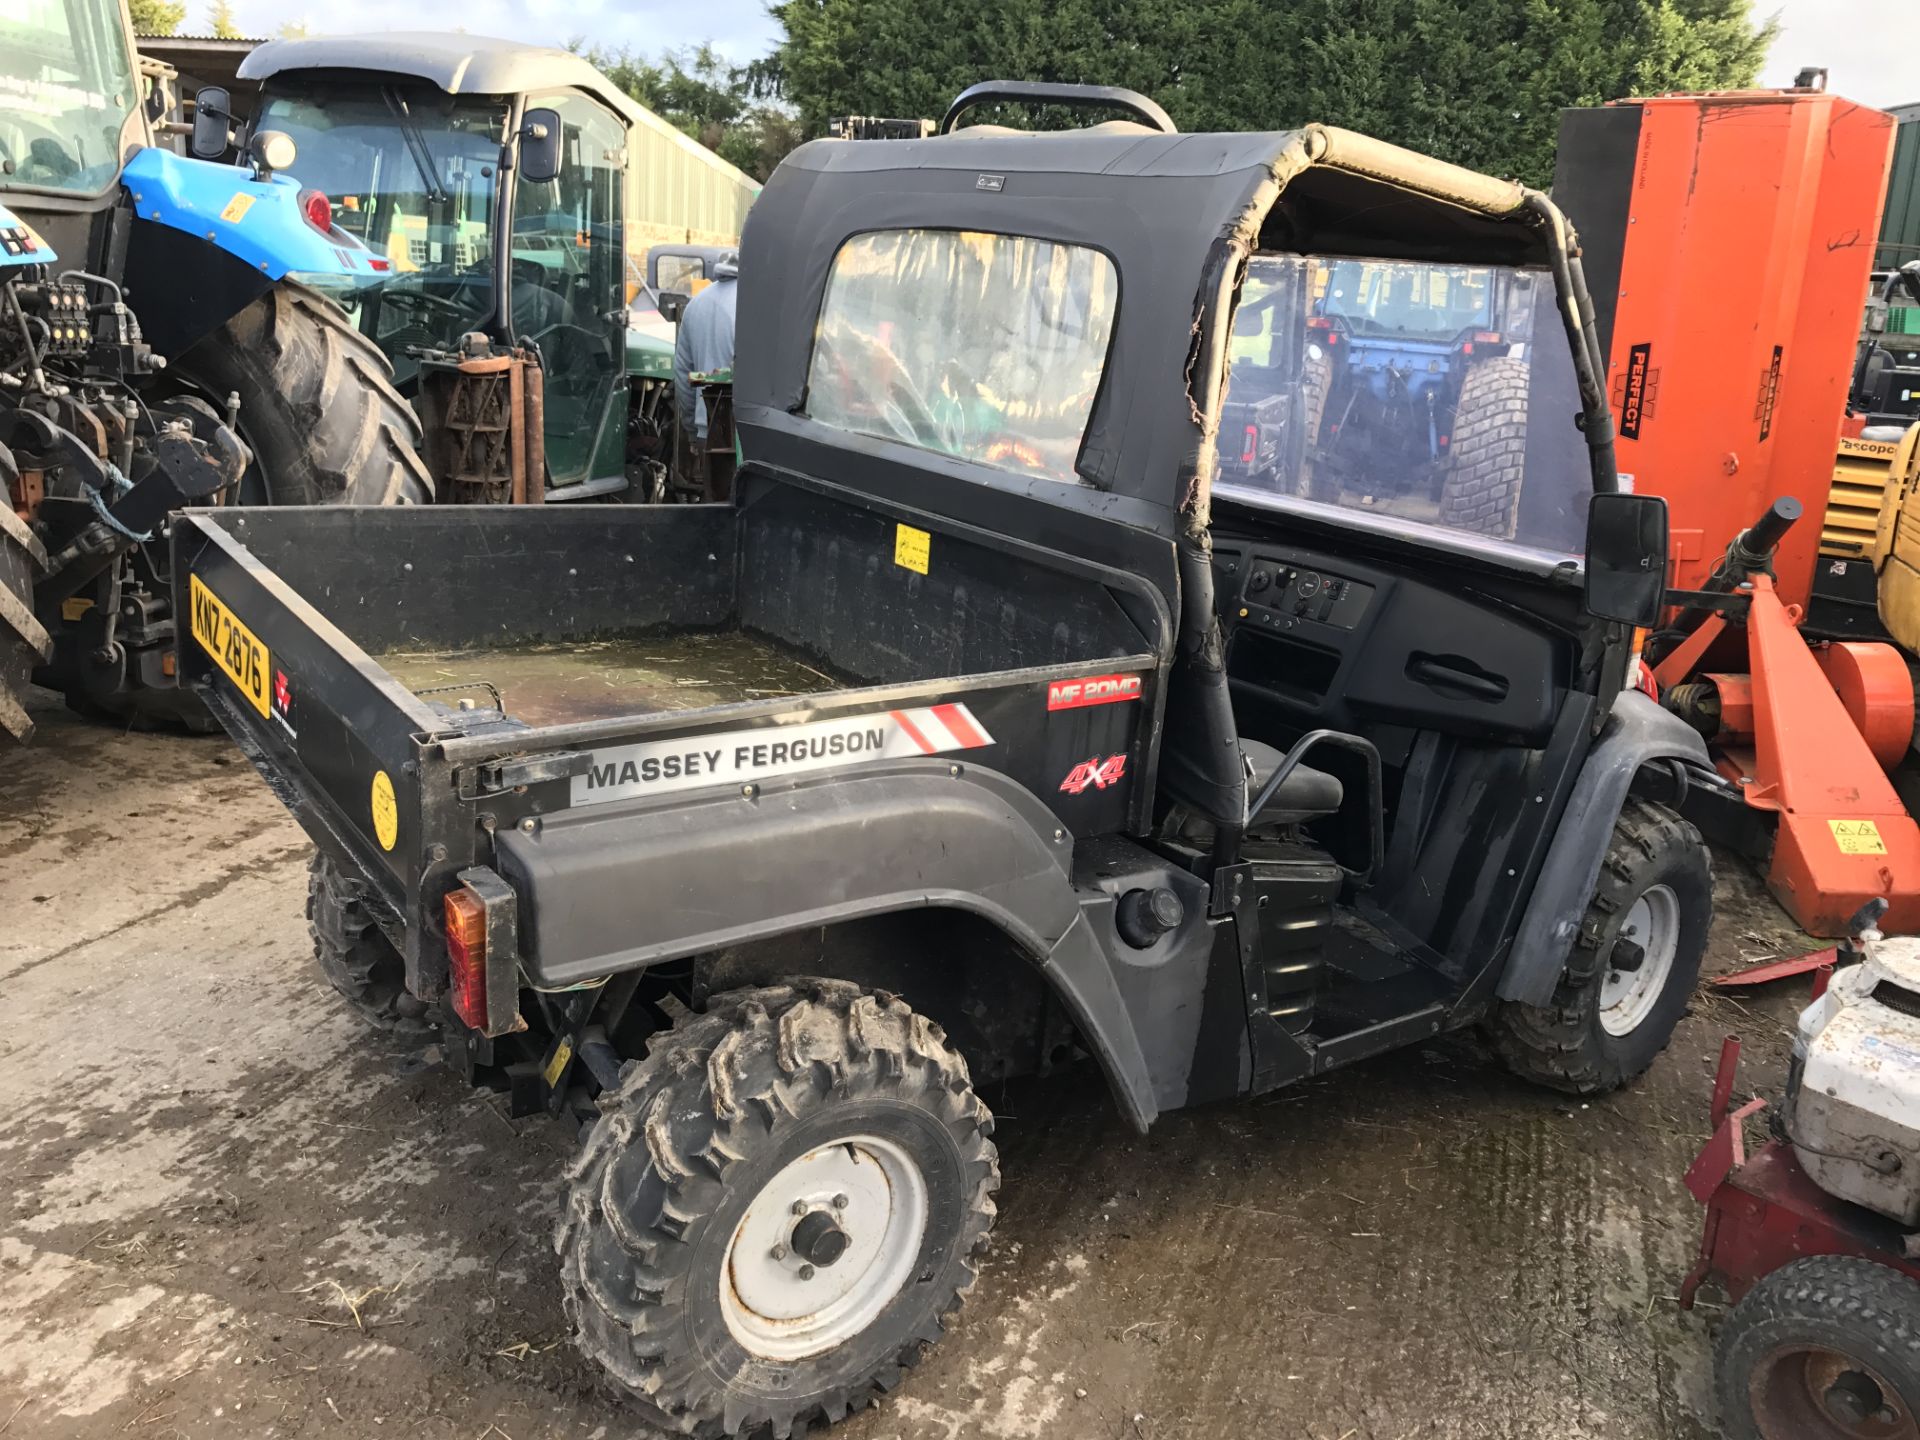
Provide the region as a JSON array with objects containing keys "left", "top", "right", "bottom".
[{"left": 1, "top": 693, "right": 1813, "bottom": 1439}]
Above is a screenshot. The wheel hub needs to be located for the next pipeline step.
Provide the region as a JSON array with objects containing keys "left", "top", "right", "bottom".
[
  {"left": 1598, "top": 883, "right": 1681, "bottom": 1037},
  {"left": 1752, "top": 1343, "right": 1918, "bottom": 1439},
  {"left": 720, "top": 1135, "right": 929, "bottom": 1361}
]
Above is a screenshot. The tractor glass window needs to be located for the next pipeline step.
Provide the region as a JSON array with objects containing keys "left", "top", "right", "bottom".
[
  {"left": 1216, "top": 254, "right": 1590, "bottom": 559},
  {"left": 806, "top": 229, "right": 1118, "bottom": 485},
  {"left": 0, "top": 0, "right": 137, "bottom": 195},
  {"left": 252, "top": 84, "right": 507, "bottom": 383}
]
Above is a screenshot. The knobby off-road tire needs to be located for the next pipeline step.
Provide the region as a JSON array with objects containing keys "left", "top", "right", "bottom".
[
  {"left": 558, "top": 980, "right": 999, "bottom": 1438},
  {"left": 174, "top": 280, "right": 433, "bottom": 505},
  {"left": 1716, "top": 1256, "right": 1920, "bottom": 1439},
  {"left": 1491, "top": 798, "right": 1711, "bottom": 1094},
  {"left": 306, "top": 853, "right": 434, "bottom": 1035},
  {"left": 0, "top": 481, "right": 52, "bottom": 744},
  {"left": 1439, "top": 354, "right": 1531, "bottom": 540}
]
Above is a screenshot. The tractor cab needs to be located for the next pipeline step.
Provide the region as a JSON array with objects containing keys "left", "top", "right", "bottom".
[{"left": 219, "top": 36, "right": 643, "bottom": 497}]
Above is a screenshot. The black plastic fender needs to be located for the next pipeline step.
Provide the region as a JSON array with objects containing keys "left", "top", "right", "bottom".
[
  {"left": 1497, "top": 690, "right": 1713, "bottom": 1007},
  {"left": 494, "top": 758, "right": 1166, "bottom": 1129}
]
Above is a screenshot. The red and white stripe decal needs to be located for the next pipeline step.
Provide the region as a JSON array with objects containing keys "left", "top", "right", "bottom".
[{"left": 889, "top": 703, "right": 994, "bottom": 753}]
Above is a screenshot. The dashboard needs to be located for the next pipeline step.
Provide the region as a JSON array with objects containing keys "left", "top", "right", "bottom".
[{"left": 1213, "top": 539, "right": 1567, "bottom": 747}]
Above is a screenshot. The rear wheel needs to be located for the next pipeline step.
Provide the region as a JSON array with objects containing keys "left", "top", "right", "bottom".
[
  {"left": 306, "top": 853, "right": 433, "bottom": 1036},
  {"left": 557, "top": 980, "right": 998, "bottom": 1438},
  {"left": 0, "top": 464, "right": 51, "bottom": 744},
  {"left": 1716, "top": 1256, "right": 1920, "bottom": 1439},
  {"left": 1491, "top": 798, "right": 1711, "bottom": 1094},
  {"left": 172, "top": 280, "right": 432, "bottom": 506},
  {"left": 1439, "top": 354, "right": 1530, "bottom": 539}
]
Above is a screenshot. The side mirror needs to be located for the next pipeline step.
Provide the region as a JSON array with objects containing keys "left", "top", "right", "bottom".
[
  {"left": 520, "top": 107, "right": 563, "bottom": 185},
  {"left": 191, "top": 86, "right": 233, "bottom": 159},
  {"left": 657, "top": 291, "right": 689, "bottom": 325},
  {"left": 1585, "top": 492, "right": 1669, "bottom": 628}
]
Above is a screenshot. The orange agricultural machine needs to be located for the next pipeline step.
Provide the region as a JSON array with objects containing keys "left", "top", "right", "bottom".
[{"left": 1555, "top": 83, "right": 1920, "bottom": 934}]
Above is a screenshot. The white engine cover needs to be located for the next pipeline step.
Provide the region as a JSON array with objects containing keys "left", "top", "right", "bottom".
[{"left": 1790, "top": 935, "right": 1920, "bottom": 1225}]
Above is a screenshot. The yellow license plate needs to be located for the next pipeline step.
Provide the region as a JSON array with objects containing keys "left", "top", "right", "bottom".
[{"left": 188, "top": 574, "right": 271, "bottom": 718}]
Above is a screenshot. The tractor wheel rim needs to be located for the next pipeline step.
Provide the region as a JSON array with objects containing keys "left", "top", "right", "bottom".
[
  {"left": 720, "top": 1134, "right": 928, "bottom": 1361},
  {"left": 1599, "top": 883, "right": 1680, "bottom": 1037},
  {"left": 1749, "top": 1342, "right": 1919, "bottom": 1439}
]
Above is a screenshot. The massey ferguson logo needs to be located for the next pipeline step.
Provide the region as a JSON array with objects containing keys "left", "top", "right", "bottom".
[
  {"left": 1047, "top": 673, "right": 1143, "bottom": 711},
  {"left": 1060, "top": 754, "right": 1127, "bottom": 794}
]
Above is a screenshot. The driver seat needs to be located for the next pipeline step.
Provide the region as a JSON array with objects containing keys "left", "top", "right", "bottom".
[{"left": 1241, "top": 739, "right": 1343, "bottom": 827}]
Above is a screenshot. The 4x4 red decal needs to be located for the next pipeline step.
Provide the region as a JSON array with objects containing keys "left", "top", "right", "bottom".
[{"left": 1060, "top": 754, "right": 1127, "bottom": 794}]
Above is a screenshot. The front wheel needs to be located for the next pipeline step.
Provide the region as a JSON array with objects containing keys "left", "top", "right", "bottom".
[
  {"left": 1716, "top": 1256, "right": 1920, "bottom": 1439},
  {"left": 557, "top": 981, "right": 998, "bottom": 1438},
  {"left": 1491, "top": 798, "right": 1711, "bottom": 1094}
]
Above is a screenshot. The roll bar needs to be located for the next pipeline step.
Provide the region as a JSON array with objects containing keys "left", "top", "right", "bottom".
[{"left": 939, "top": 81, "right": 1177, "bottom": 136}]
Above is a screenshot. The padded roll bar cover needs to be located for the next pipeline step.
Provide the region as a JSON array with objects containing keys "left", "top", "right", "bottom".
[
  {"left": 494, "top": 759, "right": 1162, "bottom": 1128},
  {"left": 1304, "top": 125, "right": 1532, "bottom": 218},
  {"left": 1497, "top": 690, "right": 1713, "bottom": 1007}
]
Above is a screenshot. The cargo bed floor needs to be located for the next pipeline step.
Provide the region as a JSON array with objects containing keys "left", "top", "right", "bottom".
[{"left": 375, "top": 630, "right": 845, "bottom": 728}]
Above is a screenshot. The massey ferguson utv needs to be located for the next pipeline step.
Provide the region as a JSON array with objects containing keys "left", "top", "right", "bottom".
[{"left": 176, "top": 82, "right": 1720, "bottom": 1438}]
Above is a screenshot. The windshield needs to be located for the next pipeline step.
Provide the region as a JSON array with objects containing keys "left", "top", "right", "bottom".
[
  {"left": 254, "top": 83, "right": 507, "bottom": 379},
  {"left": 1217, "top": 253, "right": 1587, "bottom": 559},
  {"left": 0, "top": 0, "right": 137, "bottom": 195}
]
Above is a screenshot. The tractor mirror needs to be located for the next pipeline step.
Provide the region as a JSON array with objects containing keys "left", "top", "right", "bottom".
[
  {"left": 191, "top": 86, "right": 233, "bottom": 159},
  {"left": 657, "top": 291, "right": 689, "bottom": 324},
  {"left": 1584, "top": 492, "right": 1669, "bottom": 628},
  {"left": 520, "top": 108, "right": 563, "bottom": 185}
]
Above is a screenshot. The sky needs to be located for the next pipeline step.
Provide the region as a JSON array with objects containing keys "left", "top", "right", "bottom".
[{"left": 219, "top": 0, "right": 1911, "bottom": 109}]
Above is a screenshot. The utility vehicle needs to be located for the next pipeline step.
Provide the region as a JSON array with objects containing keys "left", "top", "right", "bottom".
[
  {"left": 198, "top": 34, "right": 756, "bottom": 503},
  {"left": 2, "top": 0, "right": 426, "bottom": 742},
  {"left": 177, "top": 83, "right": 1720, "bottom": 1438}
]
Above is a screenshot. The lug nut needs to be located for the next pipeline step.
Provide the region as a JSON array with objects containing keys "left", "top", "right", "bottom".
[
  {"left": 792, "top": 1200, "right": 809, "bottom": 1216},
  {"left": 798, "top": 1264, "right": 815, "bottom": 1281},
  {"left": 832, "top": 1194, "right": 849, "bottom": 1210},
  {"left": 769, "top": 1243, "right": 787, "bottom": 1261}
]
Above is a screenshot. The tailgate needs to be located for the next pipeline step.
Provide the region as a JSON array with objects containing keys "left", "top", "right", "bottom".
[{"left": 174, "top": 512, "right": 441, "bottom": 916}]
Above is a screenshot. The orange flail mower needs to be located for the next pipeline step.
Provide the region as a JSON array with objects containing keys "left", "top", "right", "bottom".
[{"left": 1557, "top": 85, "right": 1920, "bottom": 935}]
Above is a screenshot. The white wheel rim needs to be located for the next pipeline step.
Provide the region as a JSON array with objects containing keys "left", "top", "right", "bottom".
[
  {"left": 720, "top": 1135, "right": 928, "bottom": 1361},
  {"left": 1598, "top": 883, "right": 1681, "bottom": 1037}
]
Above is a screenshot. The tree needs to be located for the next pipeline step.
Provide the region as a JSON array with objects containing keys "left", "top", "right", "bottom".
[
  {"left": 207, "top": 0, "right": 241, "bottom": 38},
  {"left": 765, "top": 0, "right": 1778, "bottom": 185},
  {"left": 569, "top": 41, "right": 804, "bottom": 182},
  {"left": 127, "top": 0, "right": 187, "bottom": 35}
]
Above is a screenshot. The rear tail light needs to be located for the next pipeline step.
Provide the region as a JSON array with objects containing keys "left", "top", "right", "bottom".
[
  {"left": 445, "top": 886, "right": 489, "bottom": 1030},
  {"left": 1241, "top": 424, "right": 1258, "bottom": 464},
  {"left": 298, "top": 188, "right": 333, "bottom": 234}
]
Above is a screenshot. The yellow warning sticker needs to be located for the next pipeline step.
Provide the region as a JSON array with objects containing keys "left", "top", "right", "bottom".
[
  {"left": 542, "top": 1037, "right": 574, "bottom": 1089},
  {"left": 1829, "top": 819, "right": 1888, "bottom": 855},
  {"left": 219, "top": 193, "right": 256, "bottom": 224},
  {"left": 370, "top": 770, "right": 399, "bottom": 852},
  {"left": 894, "top": 523, "right": 930, "bottom": 575},
  {"left": 61, "top": 597, "right": 94, "bottom": 622}
]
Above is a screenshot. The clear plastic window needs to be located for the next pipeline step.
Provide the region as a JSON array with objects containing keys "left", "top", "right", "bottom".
[
  {"left": 807, "top": 230, "right": 1118, "bottom": 484},
  {"left": 1216, "top": 254, "right": 1589, "bottom": 558}
]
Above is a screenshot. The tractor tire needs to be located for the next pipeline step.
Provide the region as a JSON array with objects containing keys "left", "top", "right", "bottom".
[
  {"left": 173, "top": 280, "right": 433, "bottom": 505},
  {"left": 557, "top": 980, "right": 998, "bottom": 1438},
  {"left": 1439, "top": 354, "right": 1531, "bottom": 540},
  {"left": 306, "top": 852, "right": 434, "bottom": 1036},
  {"left": 0, "top": 481, "right": 52, "bottom": 744},
  {"left": 1490, "top": 798, "right": 1711, "bottom": 1094},
  {"left": 1715, "top": 1255, "right": 1920, "bottom": 1439}
]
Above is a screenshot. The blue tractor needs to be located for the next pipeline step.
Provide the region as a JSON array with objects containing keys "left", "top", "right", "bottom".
[
  {"left": 1, "top": 1, "right": 429, "bottom": 741},
  {"left": 1219, "top": 256, "right": 1545, "bottom": 539}
]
